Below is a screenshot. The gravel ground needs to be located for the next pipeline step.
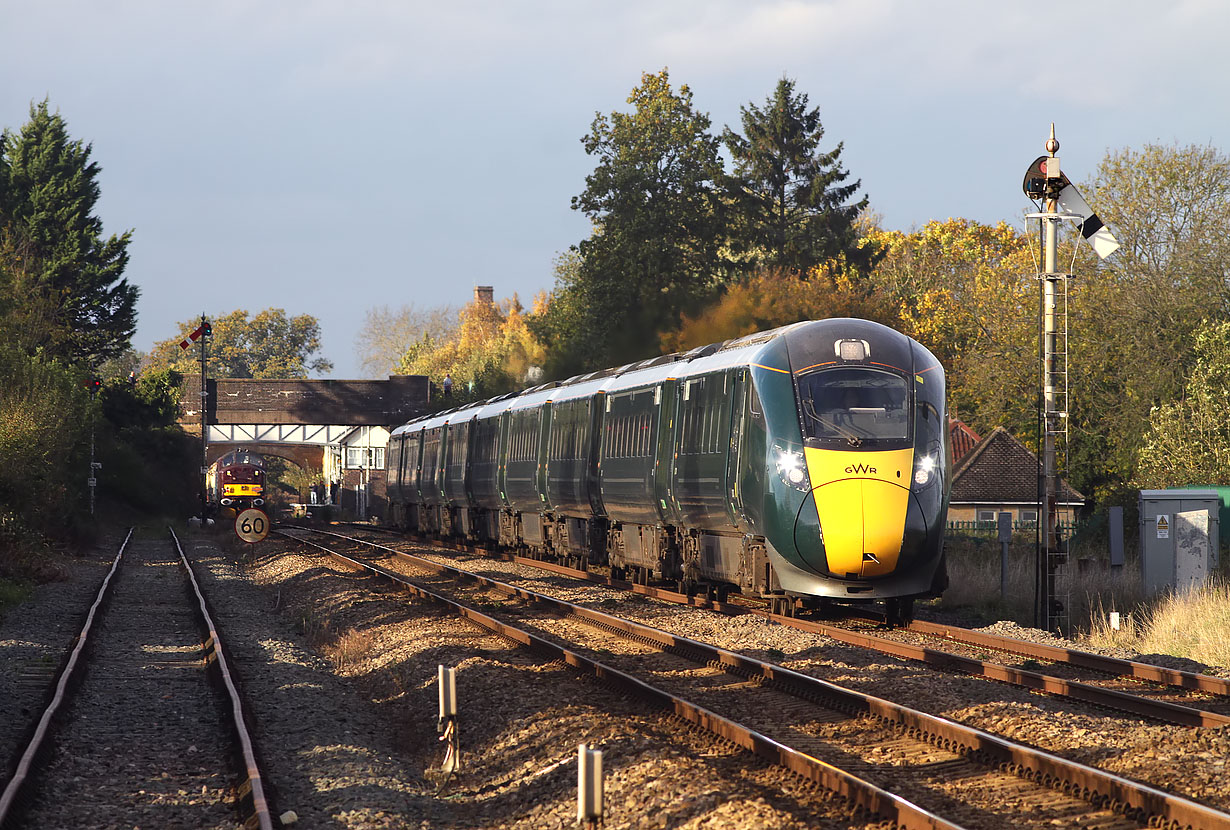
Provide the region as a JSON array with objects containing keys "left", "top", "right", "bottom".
[
  {"left": 190, "top": 532, "right": 883, "bottom": 829},
  {"left": 6, "top": 524, "right": 1229, "bottom": 829},
  {"left": 17, "top": 533, "right": 243, "bottom": 829},
  {"left": 0, "top": 532, "right": 119, "bottom": 766},
  {"left": 370, "top": 538, "right": 1230, "bottom": 816}
]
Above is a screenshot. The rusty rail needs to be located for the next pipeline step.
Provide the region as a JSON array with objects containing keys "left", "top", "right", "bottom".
[
  {"left": 279, "top": 528, "right": 960, "bottom": 830},
  {"left": 0, "top": 529, "right": 135, "bottom": 826},
  {"left": 169, "top": 528, "right": 275, "bottom": 830},
  {"left": 0, "top": 529, "right": 274, "bottom": 830},
  {"left": 284, "top": 527, "right": 1230, "bottom": 830},
  {"left": 340, "top": 525, "right": 1230, "bottom": 729},
  {"left": 907, "top": 618, "right": 1230, "bottom": 696}
]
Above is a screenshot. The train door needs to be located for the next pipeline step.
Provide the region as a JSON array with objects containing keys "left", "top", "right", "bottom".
[
  {"left": 653, "top": 379, "right": 680, "bottom": 525},
  {"left": 673, "top": 372, "right": 737, "bottom": 529},
  {"left": 724, "top": 369, "right": 748, "bottom": 529}
]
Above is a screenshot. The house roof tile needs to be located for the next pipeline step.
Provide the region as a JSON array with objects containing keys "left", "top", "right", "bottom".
[
  {"left": 948, "top": 417, "right": 981, "bottom": 462},
  {"left": 950, "top": 426, "right": 1084, "bottom": 505}
]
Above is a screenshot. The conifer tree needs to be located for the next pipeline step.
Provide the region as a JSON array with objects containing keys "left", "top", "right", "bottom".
[
  {"left": 723, "top": 78, "right": 869, "bottom": 277},
  {"left": 0, "top": 100, "right": 137, "bottom": 365}
]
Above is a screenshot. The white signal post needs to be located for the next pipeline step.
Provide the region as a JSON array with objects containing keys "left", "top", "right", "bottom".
[
  {"left": 1040, "top": 128, "right": 1065, "bottom": 634},
  {"left": 200, "top": 314, "right": 209, "bottom": 520}
]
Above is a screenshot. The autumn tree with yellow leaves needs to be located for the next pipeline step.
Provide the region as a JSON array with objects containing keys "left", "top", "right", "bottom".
[
  {"left": 397, "top": 290, "right": 546, "bottom": 405},
  {"left": 661, "top": 258, "right": 896, "bottom": 353},
  {"left": 863, "top": 218, "right": 1036, "bottom": 440}
]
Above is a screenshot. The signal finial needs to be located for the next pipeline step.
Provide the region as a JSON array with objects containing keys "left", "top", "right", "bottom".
[{"left": 1045, "top": 123, "right": 1059, "bottom": 156}]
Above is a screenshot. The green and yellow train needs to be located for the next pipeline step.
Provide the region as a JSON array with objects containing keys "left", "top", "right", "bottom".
[{"left": 386, "top": 318, "right": 949, "bottom": 622}]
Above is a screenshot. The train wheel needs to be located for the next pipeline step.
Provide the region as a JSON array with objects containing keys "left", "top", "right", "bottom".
[{"left": 886, "top": 598, "right": 915, "bottom": 628}]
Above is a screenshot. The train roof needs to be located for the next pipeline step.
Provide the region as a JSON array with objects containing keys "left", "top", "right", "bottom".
[{"left": 388, "top": 319, "right": 936, "bottom": 433}]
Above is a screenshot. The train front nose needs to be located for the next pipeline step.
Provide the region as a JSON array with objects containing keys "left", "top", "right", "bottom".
[
  {"left": 794, "top": 448, "right": 913, "bottom": 579},
  {"left": 803, "top": 478, "right": 909, "bottom": 578}
]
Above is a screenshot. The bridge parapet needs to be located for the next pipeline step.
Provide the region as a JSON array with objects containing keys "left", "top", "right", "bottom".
[{"left": 178, "top": 375, "right": 429, "bottom": 427}]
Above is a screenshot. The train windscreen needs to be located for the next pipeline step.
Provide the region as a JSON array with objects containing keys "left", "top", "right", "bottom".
[
  {"left": 796, "top": 368, "right": 909, "bottom": 445},
  {"left": 225, "top": 467, "right": 264, "bottom": 484}
]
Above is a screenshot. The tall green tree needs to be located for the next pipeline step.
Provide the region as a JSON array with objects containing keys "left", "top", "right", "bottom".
[
  {"left": 0, "top": 100, "right": 137, "bottom": 366},
  {"left": 723, "top": 77, "right": 869, "bottom": 277},
  {"left": 534, "top": 69, "right": 728, "bottom": 375},
  {"left": 1067, "top": 143, "right": 1230, "bottom": 500},
  {"left": 1135, "top": 321, "right": 1230, "bottom": 487},
  {"left": 145, "top": 308, "right": 332, "bottom": 378}
]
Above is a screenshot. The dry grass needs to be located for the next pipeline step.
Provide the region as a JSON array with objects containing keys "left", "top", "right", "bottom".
[
  {"left": 939, "top": 534, "right": 1144, "bottom": 629},
  {"left": 937, "top": 536, "right": 1038, "bottom": 624},
  {"left": 323, "top": 626, "right": 376, "bottom": 670},
  {"left": 1085, "top": 579, "right": 1230, "bottom": 672}
]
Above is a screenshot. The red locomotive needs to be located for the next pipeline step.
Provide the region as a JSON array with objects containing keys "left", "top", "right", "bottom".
[{"left": 206, "top": 450, "right": 267, "bottom": 513}]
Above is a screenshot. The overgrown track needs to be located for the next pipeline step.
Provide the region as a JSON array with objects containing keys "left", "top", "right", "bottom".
[
  {"left": 0, "top": 528, "right": 273, "bottom": 830},
  {"left": 284, "top": 525, "right": 1230, "bottom": 830}
]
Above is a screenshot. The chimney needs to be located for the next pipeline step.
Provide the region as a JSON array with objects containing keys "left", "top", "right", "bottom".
[{"left": 474, "top": 285, "right": 494, "bottom": 306}]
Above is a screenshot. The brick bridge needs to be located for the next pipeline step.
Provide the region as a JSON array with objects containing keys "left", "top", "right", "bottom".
[{"left": 178, "top": 375, "right": 430, "bottom": 469}]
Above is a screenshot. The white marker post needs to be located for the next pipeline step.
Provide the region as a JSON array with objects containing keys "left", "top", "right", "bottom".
[
  {"left": 437, "top": 665, "right": 459, "bottom": 787},
  {"left": 577, "top": 744, "right": 603, "bottom": 826}
]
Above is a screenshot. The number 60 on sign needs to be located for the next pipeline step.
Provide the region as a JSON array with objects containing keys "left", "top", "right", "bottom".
[{"left": 235, "top": 508, "right": 270, "bottom": 543}]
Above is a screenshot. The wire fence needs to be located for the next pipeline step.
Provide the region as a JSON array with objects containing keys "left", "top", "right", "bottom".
[{"left": 945, "top": 519, "right": 1080, "bottom": 538}]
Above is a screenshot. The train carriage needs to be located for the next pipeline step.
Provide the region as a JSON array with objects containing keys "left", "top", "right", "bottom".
[
  {"left": 467, "top": 396, "right": 512, "bottom": 542},
  {"left": 386, "top": 318, "right": 949, "bottom": 621},
  {"left": 416, "top": 412, "right": 452, "bottom": 534}
]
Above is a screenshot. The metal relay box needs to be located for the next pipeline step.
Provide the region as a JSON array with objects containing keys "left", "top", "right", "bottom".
[{"left": 1138, "top": 489, "right": 1220, "bottom": 595}]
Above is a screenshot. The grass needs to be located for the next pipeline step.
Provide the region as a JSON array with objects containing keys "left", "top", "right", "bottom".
[
  {"left": 323, "top": 627, "right": 376, "bottom": 670},
  {"left": 938, "top": 534, "right": 1145, "bottom": 627},
  {"left": 0, "top": 577, "right": 34, "bottom": 623},
  {"left": 1085, "top": 579, "right": 1230, "bottom": 671},
  {"left": 0, "top": 524, "right": 68, "bottom": 624}
]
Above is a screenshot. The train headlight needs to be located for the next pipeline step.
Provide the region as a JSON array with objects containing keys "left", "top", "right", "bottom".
[
  {"left": 913, "top": 454, "right": 937, "bottom": 487},
  {"left": 774, "top": 445, "right": 811, "bottom": 491}
]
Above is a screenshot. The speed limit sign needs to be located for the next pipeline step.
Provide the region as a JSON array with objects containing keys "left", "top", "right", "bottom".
[{"left": 234, "top": 508, "right": 270, "bottom": 543}]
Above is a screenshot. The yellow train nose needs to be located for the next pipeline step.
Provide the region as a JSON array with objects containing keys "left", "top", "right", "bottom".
[
  {"left": 810, "top": 478, "right": 908, "bottom": 577},
  {"left": 803, "top": 448, "right": 913, "bottom": 578}
]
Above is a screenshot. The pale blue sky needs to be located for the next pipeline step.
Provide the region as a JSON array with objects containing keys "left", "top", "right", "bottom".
[{"left": 2, "top": 1, "right": 1226, "bottom": 377}]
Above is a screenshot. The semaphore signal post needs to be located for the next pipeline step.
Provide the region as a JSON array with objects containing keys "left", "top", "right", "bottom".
[
  {"left": 1022, "top": 125, "right": 1120, "bottom": 634},
  {"left": 180, "top": 314, "right": 212, "bottom": 519}
]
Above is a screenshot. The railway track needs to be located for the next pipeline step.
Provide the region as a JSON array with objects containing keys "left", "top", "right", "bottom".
[
  {"left": 281, "top": 525, "right": 1230, "bottom": 830},
  {"left": 332, "top": 523, "right": 1230, "bottom": 729},
  {"left": 0, "top": 528, "right": 273, "bottom": 830}
]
